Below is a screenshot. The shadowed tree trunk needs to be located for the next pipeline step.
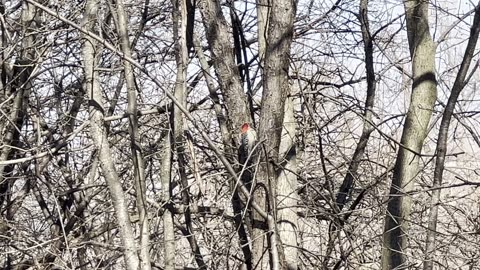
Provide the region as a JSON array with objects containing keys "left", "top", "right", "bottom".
[
  {"left": 252, "top": 0, "right": 297, "bottom": 269},
  {"left": 198, "top": 0, "right": 251, "bottom": 136},
  {"left": 194, "top": 34, "right": 253, "bottom": 269},
  {"left": 257, "top": 1, "right": 299, "bottom": 269},
  {"left": 197, "top": 1, "right": 253, "bottom": 267},
  {"left": 382, "top": 0, "right": 437, "bottom": 269}
]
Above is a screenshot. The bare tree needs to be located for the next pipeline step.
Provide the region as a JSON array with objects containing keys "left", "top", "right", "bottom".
[
  {"left": 82, "top": 0, "right": 140, "bottom": 268},
  {"left": 252, "top": 0, "right": 297, "bottom": 269},
  {"left": 198, "top": 0, "right": 251, "bottom": 134},
  {"left": 113, "top": 0, "right": 152, "bottom": 268},
  {"left": 159, "top": 126, "right": 175, "bottom": 270},
  {"left": 172, "top": 0, "right": 206, "bottom": 267},
  {"left": 382, "top": 0, "right": 437, "bottom": 268}
]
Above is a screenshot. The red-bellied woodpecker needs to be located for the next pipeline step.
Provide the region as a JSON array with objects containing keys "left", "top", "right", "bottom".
[{"left": 238, "top": 123, "right": 257, "bottom": 165}]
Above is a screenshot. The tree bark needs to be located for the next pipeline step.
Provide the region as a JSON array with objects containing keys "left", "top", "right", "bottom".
[
  {"left": 194, "top": 35, "right": 253, "bottom": 269},
  {"left": 252, "top": 0, "right": 297, "bottom": 269},
  {"left": 424, "top": 3, "right": 480, "bottom": 270},
  {"left": 198, "top": 0, "right": 251, "bottom": 138},
  {"left": 382, "top": 0, "right": 437, "bottom": 269},
  {"left": 113, "top": 0, "right": 152, "bottom": 268},
  {"left": 82, "top": 1, "right": 140, "bottom": 269},
  {"left": 159, "top": 128, "right": 175, "bottom": 270},
  {"left": 252, "top": 1, "right": 269, "bottom": 268},
  {"left": 276, "top": 90, "right": 299, "bottom": 270},
  {"left": 256, "top": 0, "right": 269, "bottom": 64},
  {"left": 197, "top": 1, "right": 253, "bottom": 267}
]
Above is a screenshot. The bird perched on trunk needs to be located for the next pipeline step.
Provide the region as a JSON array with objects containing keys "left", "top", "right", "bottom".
[{"left": 238, "top": 123, "right": 257, "bottom": 165}]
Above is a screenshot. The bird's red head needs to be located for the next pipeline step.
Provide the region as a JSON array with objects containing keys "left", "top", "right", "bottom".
[{"left": 241, "top": 123, "right": 250, "bottom": 133}]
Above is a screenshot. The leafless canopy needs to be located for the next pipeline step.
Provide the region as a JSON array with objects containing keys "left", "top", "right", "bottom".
[{"left": 1, "top": 0, "right": 480, "bottom": 269}]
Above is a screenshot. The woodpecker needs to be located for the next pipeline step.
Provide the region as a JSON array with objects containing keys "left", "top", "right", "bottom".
[{"left": 238, "top": 123, "right": 257, "bottom": 165}]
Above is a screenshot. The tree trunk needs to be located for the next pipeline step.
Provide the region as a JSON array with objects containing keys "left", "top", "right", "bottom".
[
  {"left": 253, "top": 1, "right": 269, "bottom": 268},
  {"left": 172, "top": 0, "right": 206, "bottom": 268},
  {"left": 159, "top": 128, "right": 175, "bottom": 270},
  {"left": 381, "top": 0, "right": 437, "bottom": 269},
  {"left": 0, "top": 0, "right": 35, "bottom": 216},
  {"left": 194, "top": 34, "right": 253, "bottom": 269},
  {"left": 82, "top": 1, "right": 140, "bottom": 269},
  {"left": 424, "top": 3, "right": 480, "bottom": 270},
  {"left": 113, "top": 0, "right": 152, "bottom": 268},
  {"left": 252, "top": 0, "right": 297, "bottom": 269},
  {"left": 276, "top": 91, "right": 299, "bottom": 270},
  {"left": 0, "top": 5, "right": 36, "bottom": 267},
  {"left": 256, "top": 1, "right": 299, "bottom": 268},
  {"left": 198, "top": 0, "right": 251, "bottom": 137},
  {"left": 334, "top": 0, "right": 376, "bottom": 211},
  {"left": 197, "top": 1, "right": 253, "bottom": 267},
  {"left": 256, "top": 0, "right": 268, "bottom": 64}
]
